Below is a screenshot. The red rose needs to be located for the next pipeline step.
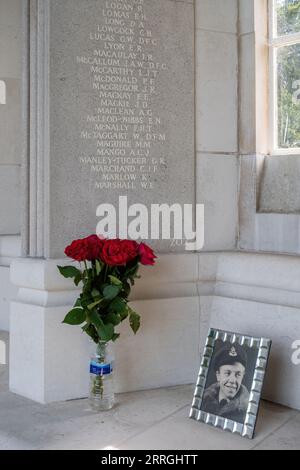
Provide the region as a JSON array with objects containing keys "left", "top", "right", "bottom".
[
  {"left": 84, "top": 235, "right": 105, "bottom": 261},
  {"left": 101, "top": 239, "right": 127, "bottom": 266},
  {"left": 138, "top": 243, "right": 157, "bottom": 266},
  {"left": 65, "top": 239, "right": 87, "bottom": 262},
  {"left": 101, "top": 239, "right": 139, "bottom": 266},
  {"left": 120, "top": 240, "right": 139, "bottom": 262},
  {"left": 65, "top": 235, "right": 104, "bottom": 262}
]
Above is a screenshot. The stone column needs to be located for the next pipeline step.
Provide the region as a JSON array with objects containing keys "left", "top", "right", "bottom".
[
  {"left": 10, "top": 258, "right": 90, "bottom": 403},
  {"left": 0, "top": 0, "right": 23, "bottom": 331}
]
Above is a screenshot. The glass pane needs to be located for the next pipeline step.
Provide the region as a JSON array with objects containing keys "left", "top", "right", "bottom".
[
  {"left": 277, "top": 44, "right": 300, "bottom": 148},
  {"left": 276, "top": 0, "right": 300, "bottom": 36}
]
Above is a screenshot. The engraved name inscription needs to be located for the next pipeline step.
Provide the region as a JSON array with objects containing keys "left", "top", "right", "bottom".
[{"left": 76, "top": 0, "right": 168, "bottom": 191}]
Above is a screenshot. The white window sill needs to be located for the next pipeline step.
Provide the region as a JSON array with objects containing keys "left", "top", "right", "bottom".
[{"left": 269, "top": 150, "right": 300, "bottom": 157}]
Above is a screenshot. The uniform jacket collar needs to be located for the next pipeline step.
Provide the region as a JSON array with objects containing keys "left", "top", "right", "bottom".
[{"left": 204, "top": 382, "right": 249, "bottom": 416}]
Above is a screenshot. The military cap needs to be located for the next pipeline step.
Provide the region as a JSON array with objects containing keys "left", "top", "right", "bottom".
[{"left": 213, "top": 342, "right": 248, "bottom": 372}]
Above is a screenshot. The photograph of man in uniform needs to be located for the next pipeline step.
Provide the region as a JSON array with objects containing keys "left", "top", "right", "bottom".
[{"left": 201, "top": 342, "right": 251, "bottom": 424}]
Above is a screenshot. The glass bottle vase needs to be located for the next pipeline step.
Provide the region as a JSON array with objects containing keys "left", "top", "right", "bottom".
[{"left": 89, "top": 341, "right": 115, "bottom": 411}]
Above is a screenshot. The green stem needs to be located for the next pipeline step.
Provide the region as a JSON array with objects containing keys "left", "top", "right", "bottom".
[
  {"left": 83, "top": 260, "right": 88, "bottom": 281},
  {"left": 92, "top": 375, "right": 104, "bottom": 399},
  {"left": 92, "top": 343, "right": 107, "bottom": 400},
  {"left": 104, "top": 264, "right": 109, "bottom": 283}
]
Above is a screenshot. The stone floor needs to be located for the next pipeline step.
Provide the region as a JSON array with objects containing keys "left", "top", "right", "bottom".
[{"left": 0, "top": 332, "right": 300, "bottom": 450}]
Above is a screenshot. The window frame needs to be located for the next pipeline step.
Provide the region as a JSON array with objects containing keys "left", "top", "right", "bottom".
[{"left": 269, "top": 0, "right": 300, "bottom": 155}]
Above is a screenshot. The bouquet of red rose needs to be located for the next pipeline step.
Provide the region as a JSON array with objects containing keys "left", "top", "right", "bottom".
[{"left": 58, "top": 235, "right": 157, "bottom": 344}]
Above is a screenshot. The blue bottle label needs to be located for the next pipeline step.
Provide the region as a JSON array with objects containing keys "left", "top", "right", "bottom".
[{"left": 90, "top": 361, "right": 112, "bottom": 376}]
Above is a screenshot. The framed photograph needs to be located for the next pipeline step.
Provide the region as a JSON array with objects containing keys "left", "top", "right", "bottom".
[{"left": 190, "top": 328, "right": 272, "bottom": 439}]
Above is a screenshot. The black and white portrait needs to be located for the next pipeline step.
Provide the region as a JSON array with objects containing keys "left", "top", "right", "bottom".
[
  {"left": 201, "top": 340, "right": 259, "bottom": 424},
  {"left": 190, "top": 330, "right": 272, "bottom": 438}
]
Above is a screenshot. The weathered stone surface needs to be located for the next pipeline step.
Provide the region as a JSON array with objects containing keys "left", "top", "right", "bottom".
[
  {"left": 0, "top": 78, "right": 21, "bottom": 166},
  {"left": 197, "top": 153, "right": 239, "bottom": 250},
  {"left": 0, "top": 0, "right": 22, "bottom": 28},
  {"left": 0, "top": 165, "right": 20, "bottom": 234},
  {"left": 196, "top": 0, "right": 238, "bottom": 34},
  {"left": 196, "top": 29, "right": 238, "bottom": 153},
  {"left": 0, "top": 1, "right": 22, "bottom": 237},
  {"left": 0, "top": 25, "right": 21, "bottom": 79},
  {"left": 259, "top": 155, "right": 300, "bottom": 214},
  {"left": 239, "top": 34, "right": 256, "bottom": 155},
  {"left": 239, "top": 0, "right": 255, "bottom": 35},
  {"left": 0, "top": 267, "right": 17, "bottom": 331},
  {"left": 47, "top": 0, "right": 195, "bottom": 257},
  {"left": 239, "top": 154, "right": 300, "bottom": 254}
]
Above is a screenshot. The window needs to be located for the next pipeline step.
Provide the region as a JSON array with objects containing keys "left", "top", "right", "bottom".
[{"left": 269, "top": 0, "right": 300, "bottom": 153}]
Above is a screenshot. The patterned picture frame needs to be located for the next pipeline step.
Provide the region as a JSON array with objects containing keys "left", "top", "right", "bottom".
[{"left": 189, "top": 328, "right": 272, "bottom": 439}]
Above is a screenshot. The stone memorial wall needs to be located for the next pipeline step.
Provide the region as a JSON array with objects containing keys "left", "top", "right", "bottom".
[
  {"left": 0, "top": 0, "right": 21, "bottom": 236},
  {"left": 48, "top": 0, "right": 195, "bottom": 258}
]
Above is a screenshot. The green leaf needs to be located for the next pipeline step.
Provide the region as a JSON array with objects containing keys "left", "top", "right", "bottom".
[
  {"left": 82, "top": 279, "right": 92, "bottom": 296},
  {"left": 87, "top": 298, "right": 103, "bottom": 311},
  {"left": 91, "top": 288, "right": 101, "bottom": 298},
  {"left": 119, "top": 309, "right": 129, "bottom": 321},
  {"left": 88, "top": 310, "right": 115, "bottom": 342},
  {"left": 95, "top": 260, "right": 102, "bottom": 276},
  {"left": 74, "top": 273, "right": 82, "bottom": 287},
  {"left": 112, "top": 333, "right": 120, "bottom": 342},
  {"left": 63, "top": 308, "right": 86, "bottom": 325},
  {"left": 73, "top": 298, "right": 81, "bottom": 308},
  {"left": 108, "top": 297, "right": 127, "bottom": 314},
  {"left": 129, "top": 309, "right": 141, "bottom": 334},
  {"left": 108, "top": 275, "right": 123, "bottom": 286},
  {"left": 123, "top": 263, "right": 140, "bottom": 287},
  {"left": 104, "top": 312, "right": 122, "bottom": 326},
  {"left": 124, "top": 263, "right": 139, "bottom": 279},
  {"left": 88, "top": 309, "right": 102, "bottom": 331},
  {"left": 82, "top": 323, "right": 99, "bottom": 343},
  {"left": 80, "top": 295, "right": 92, "bottom": 309},
  {"left": 122, "top": 281, "right": 131, "bottom": 298},
  {"left": 58, "top": 266, "right": 82, "bottom": 280},
  {"left": 103, "top": 285, "right": 120, "bottom": 300}
]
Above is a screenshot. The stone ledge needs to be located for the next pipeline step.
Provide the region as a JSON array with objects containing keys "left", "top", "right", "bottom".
[
  {"left": 10, "top": 251, "right": 300, "bottom": 307},
  {"left": 10, "top": 253, "right": 201, "bottom": 297},
  {"left": 216, "top": 252, "right": 300, "bottom": 293}
]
